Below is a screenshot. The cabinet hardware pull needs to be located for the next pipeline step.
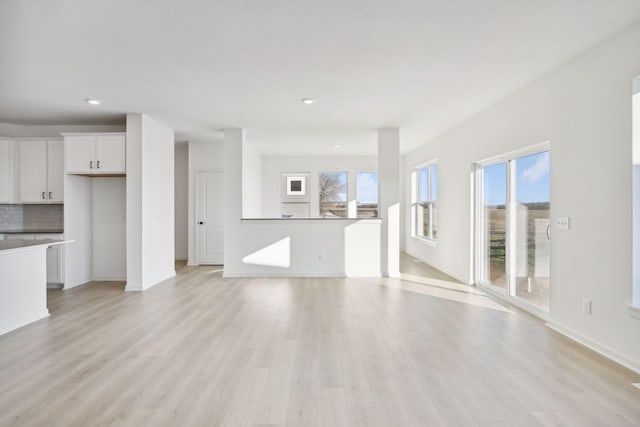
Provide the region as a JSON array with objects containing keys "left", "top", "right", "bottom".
[
  {"left": 49, "top": 192, "right": 52, "bottom": 199},
  {"left": 90, "top": 160, "right": 93, "bottom": 169},
  {"left": 97, "top": 160, "right": 101, "bottom": 169},
  {"left": 42, "top": 192, "right": 45, "bottom": 199}
]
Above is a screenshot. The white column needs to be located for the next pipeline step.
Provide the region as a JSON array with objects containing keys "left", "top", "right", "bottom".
[
  {"left": 378, "top": 128, "right": 400, "bottom": 277},
  {"left": 126, "top": 113, "right": 175, "bottom": 291},
  {"left": 223, "top": 129, "right": 244, "bottom": 273}
]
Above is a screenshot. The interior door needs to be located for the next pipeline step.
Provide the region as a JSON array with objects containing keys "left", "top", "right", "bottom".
[{"left": 196, "top": 170, "right": 224, "bottom": 265}]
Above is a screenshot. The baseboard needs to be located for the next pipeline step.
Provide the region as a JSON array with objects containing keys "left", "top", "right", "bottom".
[
  {"left": 546, "top": 320, "right": 640, "bottom": 375},
  {"left": 0, "top": 310, "right": 49, "bottom": 336},
  {"left": 175, "top": 257, "right": 188, "bottom": 261},
  {"left": 223, "top": 272, "right": 346, "bottom": 278},
  {"left": 403, "top": 250, "right": 471, "bottom": 285},
  {"left": 91, "top": 276, "right": 127, "bottom": 281}
]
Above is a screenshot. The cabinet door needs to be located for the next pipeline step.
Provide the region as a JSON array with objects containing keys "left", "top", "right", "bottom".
[
  {"left": 47, "top": 141, "right": 64, "bottom": 203},
  {"left": 65, "top": 136, "right": 95, "bottom": 173},
  {"left": 0, "top": 140, "right": 13, "bottom": 203},
  {"left": 19, "top": 141, "right": 48, "bottom": 203},
  {"left": 95, "top": 135, "right": 126, "bottom": 173}
]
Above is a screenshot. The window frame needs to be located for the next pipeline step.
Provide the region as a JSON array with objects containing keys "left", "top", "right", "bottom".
[
  {"left": 355, "top": 171, "right": 379, "bottom": 218},
  {"left": 318, "top": 171, "right": 348, "bottom": 218},
  {"left": 411, "top": 161, "right": 438, "bottom": 243}
]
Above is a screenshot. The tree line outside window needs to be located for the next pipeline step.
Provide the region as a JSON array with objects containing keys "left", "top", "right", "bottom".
[{"left": 318, "top": 172, "right": 378, "bottom": 218}]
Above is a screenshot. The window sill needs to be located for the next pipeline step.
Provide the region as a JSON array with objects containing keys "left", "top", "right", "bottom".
[
  {"left": 628, "top": 304, "right": 640, "bottom": 320},
  {"left": 412, "top": 235, "right": 437, "bottom": 248}
]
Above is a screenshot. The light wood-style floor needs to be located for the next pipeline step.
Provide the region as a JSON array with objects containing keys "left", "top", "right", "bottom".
[{"left": 1, "top": 257, "right": 639, "bottom": 426}]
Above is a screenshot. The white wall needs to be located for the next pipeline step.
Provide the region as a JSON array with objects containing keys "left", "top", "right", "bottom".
[
  {"left": 141, "top": 116, "right": 175, "bottom": 288},
  {"left": 126, "top": 114, "right": 175, "bottom": 291},
  {"left": 92, "top": 178, "right": 126, "bottom": 280},
  {"left": 187, "top": 141, "right": 224, "bottom": 265},
  {"left": 225, "top": 131, "right": 381, "bottom": 277},
  {"left": 63, "top": 175, "right": 93, "bottom": 288},
  {"left": 634, "top": 87, "right": 640, "bottom": 306},
  {"left": 175, "top": 144, "right": 188, "bottom": 260},
  {"left": 403, "top": 22, "right": 640, "bottom": 372},
  {"left": 242, "top": 141, "right": 262, "bottom": 218},
  {"left": 260, "top": 155, "right": 377, "bottom": 218}
]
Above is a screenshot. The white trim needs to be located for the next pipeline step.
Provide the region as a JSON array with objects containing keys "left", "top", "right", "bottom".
[
  {"left": 475, "top": 140, "right": 551, "bottom": 167},
  {"left": 628, "top": 303, "right": 640, "bottom": 320},
  {"left": 0, "top": 310, "right": 50, "bottom": 336},
  {"left": 175, "top": 256, "right": 188, "bottom": 261},
  {"left": 478, "top": 283, "right": 549, "bottom": 320},
  {"left": 223, "top": 272, "right": 347, "bottom": 278},
  {"left": 413, "top": 158, "right": 438, "bottom": 169},
  {"left": 404, "top": 249, "right": 471, "bottom": 285},
  {"left": 411, "top": 235, "right": 437, "bottom": 248},
  {"left": 546, "top": 321, "right": 640, "bottom": 375},
  {"left": 91, "top": 276, "right": 127, "bottom": 281}
]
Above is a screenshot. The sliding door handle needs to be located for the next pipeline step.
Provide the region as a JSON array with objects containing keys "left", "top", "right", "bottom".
[
  {"left": 42, "top": 191, "right": 45, "bottom": 199},
  {"left": 90, "top": 160, "right": 93, "bottom": 169},
  {"left": 97, "top": 160, "right": 101, "bottom": 169},
  {"left": 49, "top": 192, "right": 52, "bottom": 199},
  {"left": 546, "top": 223, "right": 551, "bottom": 240}
]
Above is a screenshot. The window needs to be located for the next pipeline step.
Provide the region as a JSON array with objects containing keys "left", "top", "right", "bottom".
[
  {"left": 412, "top": 162, "right": 437, "bottom": 240},
  {"left": 356, "top": 172, "right": 378, "bottom": 218},
  {"left": 319, "top": 172, "right": 347, "bottom": 217}
]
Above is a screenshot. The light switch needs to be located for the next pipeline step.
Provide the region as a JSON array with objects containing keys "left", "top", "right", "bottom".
[{"left": 555, "top": 217, "right": 570, "bottom": 230}]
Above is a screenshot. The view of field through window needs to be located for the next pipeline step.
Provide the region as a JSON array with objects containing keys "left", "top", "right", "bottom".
[
  {"left": 480, "top": 151, "right": 550, "bottom": 310},
  {"left": 356, "top": 172, "right": 378, "bottom": 218}
]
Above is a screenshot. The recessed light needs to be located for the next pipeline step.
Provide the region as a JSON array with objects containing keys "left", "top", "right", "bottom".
[
  {"left": 302, "top": 98, "right": 316, "bottom": 105},
  {"left": 333, "top": 144, "right": 340, "bottom": 149},
  {"left": 86, "top": 98, "right": 102, "bottom": 105}
]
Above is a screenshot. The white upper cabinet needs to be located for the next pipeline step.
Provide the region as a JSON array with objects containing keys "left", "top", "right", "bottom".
[
  {"left": 47, "top": 141, "right": 64, "bottom": 203},
  {"left": 64, "top": 135, "right": 94, "bottom": 173},
  {"left": 19, "top": 140, "right": 64, "bottom": 203},
  {"left": 0, "top": 140, "right": 15, "bottom": 203},
  {"left": 64, "top": 133, "right": 126, "bottom": 174}
]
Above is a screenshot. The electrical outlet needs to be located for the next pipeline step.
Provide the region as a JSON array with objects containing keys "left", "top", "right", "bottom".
[
  {"left": 555, "top": 217, "right": 570, "bottom": 230},
  {"left": 582, "top": 299, "right": 592, "bottom": 314}
]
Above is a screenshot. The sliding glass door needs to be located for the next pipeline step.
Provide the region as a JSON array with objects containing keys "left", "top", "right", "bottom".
[
  {"left": 476, "top": 146, "right": 551, "bottom": 312},
  {"left": 480, "top": 163, "right": 508, "bottom": 289}
]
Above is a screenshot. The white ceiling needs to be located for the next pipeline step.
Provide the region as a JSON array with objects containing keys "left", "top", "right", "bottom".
[{"left": 1, "top": 0, "right": 640, "bottom": 155}]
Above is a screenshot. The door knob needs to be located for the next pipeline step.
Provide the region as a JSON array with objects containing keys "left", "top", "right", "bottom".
[{"left": 198, "top": 221, "right": 204, "bottom": 225}]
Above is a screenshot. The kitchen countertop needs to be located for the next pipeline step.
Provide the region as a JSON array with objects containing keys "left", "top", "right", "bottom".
[
  {"left": 0, "top": 239, "right": 72, "bottom": 255},
  {"left": 0, "top": 230, "right": 64, "bottom": 234}
]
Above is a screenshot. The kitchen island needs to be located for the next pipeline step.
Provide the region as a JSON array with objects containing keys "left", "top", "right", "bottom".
[{"left": 0, "top": 239, "right": 72, "bottom": 336}]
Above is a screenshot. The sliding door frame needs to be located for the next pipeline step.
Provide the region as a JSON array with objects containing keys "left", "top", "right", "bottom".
[{"left": 473, "top": 141, "right": 551, "bottom": 319}]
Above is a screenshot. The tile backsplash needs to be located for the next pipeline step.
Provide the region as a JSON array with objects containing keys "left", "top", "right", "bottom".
[{"left": 0, "top": 204, "right": 64, "bottom": 231}]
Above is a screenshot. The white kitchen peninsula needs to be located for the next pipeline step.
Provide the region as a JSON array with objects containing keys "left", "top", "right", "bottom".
[{"left": 0, "top": 239, "right": 72, "bottom": 335}]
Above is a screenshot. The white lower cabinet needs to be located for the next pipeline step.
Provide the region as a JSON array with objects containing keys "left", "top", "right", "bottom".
[{"left": 6, "top": 233, "right": 64, "bottom": 285}]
